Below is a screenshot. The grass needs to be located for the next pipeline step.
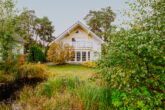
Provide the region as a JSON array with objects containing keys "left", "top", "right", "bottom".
[
  {"left": 47, "top": 64, "right": 95, "bottom": 80},
  {"left": 1, "top": 64, "right": 111, "bottom": 110},
  {"left": 0, "top": 77, "right": 111, "bottom": 110}
]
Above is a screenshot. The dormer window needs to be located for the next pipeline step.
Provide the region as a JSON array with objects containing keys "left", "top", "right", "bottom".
[{"left": 72, "top": 38, "right": 76, "bottom": 42}]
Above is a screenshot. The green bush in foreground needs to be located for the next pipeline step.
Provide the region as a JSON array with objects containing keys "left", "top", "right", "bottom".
[{"left": 94, "top": 0, "right": 165, "bottom": 109}]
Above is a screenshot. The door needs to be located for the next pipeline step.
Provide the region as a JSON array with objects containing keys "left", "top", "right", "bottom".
[{"left": 82, "top": 52, "right": 86, "bottom": 61}]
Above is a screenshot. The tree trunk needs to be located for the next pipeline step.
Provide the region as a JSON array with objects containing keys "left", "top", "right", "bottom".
[
  {"left": 43, "top": 40, "right": 45, "bottom": 50},
  {"left": 35, "top": 34, "right": 38, "bottom": 45}
]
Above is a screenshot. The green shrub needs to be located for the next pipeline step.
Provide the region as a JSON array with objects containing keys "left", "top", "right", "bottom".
[
  {"left": 93, "top": 0, "right": 165, "bottom": 109},
  {"left": 28, "top": 45, "right": 46, "bottom": 63},
  {"left": 12, "top": 63, "right": 49, "bottom": 80}
]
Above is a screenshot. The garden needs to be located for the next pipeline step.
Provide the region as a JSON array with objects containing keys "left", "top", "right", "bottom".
[{"left": 0, "top": 0, "right": 164, "bottom": 110}]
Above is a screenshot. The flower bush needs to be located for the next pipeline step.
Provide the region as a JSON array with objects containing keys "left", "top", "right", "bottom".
[
  {"left": 82, "top": 61, "right": 97, "bottom": 68},
  {"left": 47, "top": 42, "right": 75, "bottom": 64}
]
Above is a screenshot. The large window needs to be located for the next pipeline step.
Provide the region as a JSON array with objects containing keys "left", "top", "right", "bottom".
[
  {"left": 72, "top": 54, "right": 75, "bottom": 61},
  {"left": 77, "top": 52, "right": 81, "bottom": 61},
  {"left": 82, "top": 52, "right": 86, "bottom": 61},
  {"left": 88, "top": 52, "right": 90, "bottom": 61}
]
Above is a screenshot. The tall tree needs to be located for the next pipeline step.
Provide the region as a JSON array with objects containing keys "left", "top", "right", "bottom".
[
  {"left": 18, "top": 10, "right": 36, "bottom": 53},
  {"left": 84, "top": 6, "right": 116, "bottom": 41},
  {"left": 0, "top": 0, "right": 21, "bottom": 61},
  {"left": 37, "top": 17, "right": 55, "bottom": 50}
]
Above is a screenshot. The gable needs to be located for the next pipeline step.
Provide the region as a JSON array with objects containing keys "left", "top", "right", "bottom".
[
  {"left": 59, "top": 26, "right": 94, "bottom": 43},
  {"left": 50, "top": 21, "right": 104, "bottom": 45}
]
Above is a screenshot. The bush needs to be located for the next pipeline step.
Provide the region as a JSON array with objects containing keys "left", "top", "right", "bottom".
[
  {"left": 28, "top": 45, "right": 45, "bottom": 63},
  {"left": 47, "top": 42, "right": 75, "bottom": 64},
  {"left": 13, "top": 63, "right": 49, "bottom": 80},
  {"left": 18, "top": 54, "right": 26, "bottom": 65},
  {"left": 93, "top": 0, "right": 165, "bottom": 109},
  {"left": 82, "top": 61, "right": 97, "bottom": 68},
  {"left": 0, "top": 55, "right": 20, "bottom": 74}
]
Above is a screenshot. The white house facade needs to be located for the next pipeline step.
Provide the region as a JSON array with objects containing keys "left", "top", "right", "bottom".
[{"left": 50, "top": 21, "right": 104, "bottom": 63}]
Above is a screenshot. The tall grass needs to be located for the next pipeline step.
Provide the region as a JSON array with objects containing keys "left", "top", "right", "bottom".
[
  {"left": 76, "top": 83, "right": 112, "bottom": 110},
  {"left": 0, "top": 77, "right": 112, "bottom": 110},
  {"left": 40, "top": 77, "right": 80, "bottom": 98},
  {"left": 40, "top": 77, "right": 111, "bottom": 110}
]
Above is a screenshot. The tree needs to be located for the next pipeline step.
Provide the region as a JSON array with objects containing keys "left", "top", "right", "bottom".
[
  {"left": 0, "top": 0, "right": 26, "bottom": 73},
  {"left": 0, "top": 0, "right": 21, "bottom": 61},
  {"left": 47, "top": 42, "right": 75, "bottom": 64},
  {"left": 37, "top": 17, "right": 55, "bottom": 50},
  {"left": 84, "top": 6, "right": 116, "bottom": 41},
  {"left": 18, "top": 10, "right": 37, "bottom": 53}
]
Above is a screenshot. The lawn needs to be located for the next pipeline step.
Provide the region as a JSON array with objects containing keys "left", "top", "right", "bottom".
[{"left": 47, "top": 64, "right": 96, "bottom": 80}]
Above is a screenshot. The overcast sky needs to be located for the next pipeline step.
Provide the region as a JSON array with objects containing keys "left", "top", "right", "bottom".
[{"left": 16, "top": 0, "right": 129, "bottom": 36}]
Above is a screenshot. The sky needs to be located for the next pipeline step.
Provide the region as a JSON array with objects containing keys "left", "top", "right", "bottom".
[{"left": 16, "top": 0, "right": 129, "bottom": 36}]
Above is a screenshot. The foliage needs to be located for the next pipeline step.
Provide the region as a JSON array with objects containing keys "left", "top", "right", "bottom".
[
  {"left": 94, "top": 0, "right": 165, "bottom": 109},
  {"left": 84, "top": 6, "right": 116, "bottom": 41},
  {"left": 18, "top": 10, "right": 55, "bottom": 52},
  {"left": 0, "top": 54, "right": 20, "bottom": 74},
  {"left": 0, "top": 0, "right": 22, "bottom": 61},
  {"left": 82, "top": 61, "right": 97, "bottom": 68},
  {"left": 40, "top": 77, "right": 79, "bottom": 98},
  {"left": 18, "top": 10, "right": 36, "bottom": 53},
  {"left": 13, "top": 63, "right": 49, "bottom": 80},
  {"left": 77, "top": 83, "right": 111, "bottom": 110},
  {"left": 47, "top": 42, "right": 75, "bottom": 64},
  {"left": 0, "top": 76, "right": 112, "bottom": 110},
  {"left": 28, "top": 45, "right": 45, "bottom": 63},
  {"left": 35, "top": 17, "right": 55, "bottom": 49},
  {"left": 18, "top": 54, "right": 26, "bottom": 65}
]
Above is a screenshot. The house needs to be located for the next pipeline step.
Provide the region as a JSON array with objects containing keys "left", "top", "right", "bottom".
[{"left": 50, "top": 21, "right": 104, "bottom": 63}]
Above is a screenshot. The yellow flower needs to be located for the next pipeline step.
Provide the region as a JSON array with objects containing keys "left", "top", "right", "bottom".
[
  {"left": 118, "top": 69, "right": 122, "bottom": 72},
  {"left": 143, "top": 58, "right": 147, "bottom": 61},
  {"left": 136, "top": 25, "right": 140, "bottom": 30}
]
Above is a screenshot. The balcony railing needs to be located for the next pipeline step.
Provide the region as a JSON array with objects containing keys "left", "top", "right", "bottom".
[{"left": 70, "top": 41, "right": 92, "bottom": 49}]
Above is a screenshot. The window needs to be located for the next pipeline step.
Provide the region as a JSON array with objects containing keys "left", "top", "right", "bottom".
[
  {"left": 82, "top": 52, "right": 86, "bottom": 61},
  {"left": 77, "top": 52, "right": 81, "bottom": 61},
  {"left": 72, "top": 38, "right": 76, "bottom": 42},
  {"left": 72, "top": 53, "right": 75, "bottom": 61},
  {"left": 88, "top": 52, "right": 90, "bottom": 61},
  {"left": 76, "top": 30, "right": 79, "bottom": 33}
]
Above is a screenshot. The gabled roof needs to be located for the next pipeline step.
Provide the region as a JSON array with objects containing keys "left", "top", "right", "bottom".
[{"left": 50, "top": 21, "right": 104, "bottom": 45}]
